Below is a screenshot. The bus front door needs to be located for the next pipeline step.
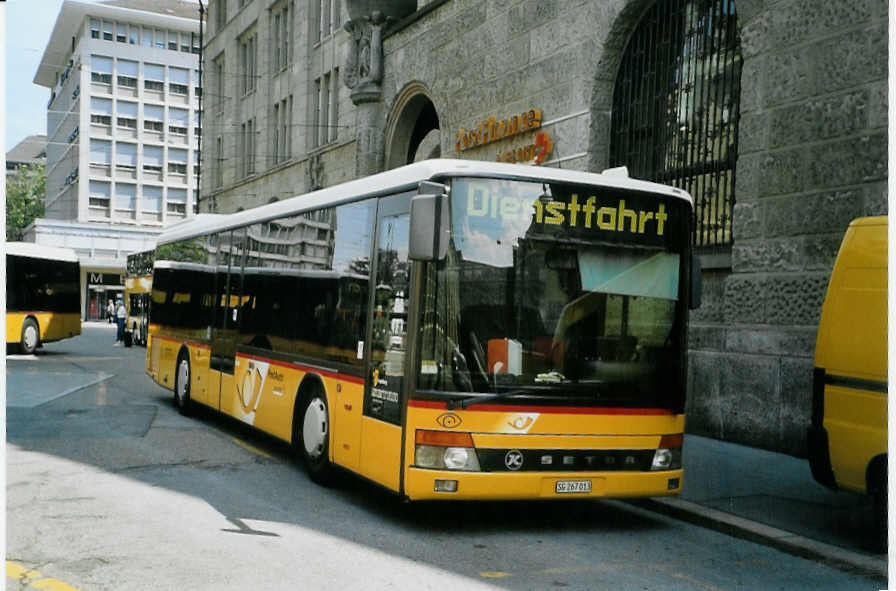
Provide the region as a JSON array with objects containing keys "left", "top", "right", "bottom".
[
  {"left": 209, "top": 229, "right": 245, "bottom": 412},
  {"left": 358, "top": 193, "right": 411, "bottom": 491}
]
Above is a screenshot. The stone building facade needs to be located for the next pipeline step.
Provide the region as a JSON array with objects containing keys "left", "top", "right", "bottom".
[{"left": 202, "top": 0, "right": 887, "bottom": 456}]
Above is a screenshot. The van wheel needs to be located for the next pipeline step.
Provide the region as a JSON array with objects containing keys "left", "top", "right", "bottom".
[
  {"left": 297, "top": 390, "right": 335, "bottom": 485},
  {"left": 174, "top": 352, "right": 192, "bottom": 416},
  {"left": 873, "top": 474, "right": 887, "bottom": 553},
  {"left": 20, "top": 318, "right": 39, "bottom": 354}
]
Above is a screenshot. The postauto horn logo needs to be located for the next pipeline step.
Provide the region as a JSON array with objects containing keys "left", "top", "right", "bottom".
[{"left": 436, "top": 412, "right": 462, "bottom": 428}]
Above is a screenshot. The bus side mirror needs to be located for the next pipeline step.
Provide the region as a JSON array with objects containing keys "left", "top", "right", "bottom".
[
  {"left": 409, "top": 181, "right": 450, "bottom": 261},
  {"left": 690, "top": 253, "right": 702, "bottom": 310}
]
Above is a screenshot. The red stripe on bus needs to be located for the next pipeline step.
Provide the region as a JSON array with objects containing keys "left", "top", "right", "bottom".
[
  {"left": 407, "top": 399, "right": 674, "bottom": 415},
  {"left": 150, "top": 336, "right": 364, "bottom": 384},
  {"left": 238, "top": 352, "right": 365, "bottom": 385}
]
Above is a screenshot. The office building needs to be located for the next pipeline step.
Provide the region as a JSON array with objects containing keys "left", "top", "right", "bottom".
[{"left": 32, "top": 0, "right": 200, "bottom": 319}]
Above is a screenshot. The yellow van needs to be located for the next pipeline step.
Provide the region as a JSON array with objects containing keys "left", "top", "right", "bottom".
[{"left": 807, "top": 216, "right": 887, "bottom": 548}]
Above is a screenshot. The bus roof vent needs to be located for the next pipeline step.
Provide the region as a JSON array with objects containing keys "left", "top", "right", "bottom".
[{"left": 602, "top": 165, "right": 629, "bottom": 178}]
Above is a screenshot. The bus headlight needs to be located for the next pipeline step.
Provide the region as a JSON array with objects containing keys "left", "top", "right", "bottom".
[
  {"left": 414, "top": 430, "right": 481, "bottom": 471},
  {"left": 443, "top": 447, "right": 480, "bottom": 470},
  {"left": 651, "top": 434, "right": 683, "bottom": 471},
  {"left": 415, "top": 445, "right": 443, "bottom": 468}
]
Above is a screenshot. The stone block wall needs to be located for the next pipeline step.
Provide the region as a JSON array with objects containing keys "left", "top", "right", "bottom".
[{"left": 687, "top": 0, "right": 888, "bottom": 456}]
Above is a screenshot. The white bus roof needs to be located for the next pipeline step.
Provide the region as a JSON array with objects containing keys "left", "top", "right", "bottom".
[
  {"left": 6, "top": 242, "right": 79, "bottom": 263},
  {"left": 159, "top": 159, "right": 693, "bottom": 245}
]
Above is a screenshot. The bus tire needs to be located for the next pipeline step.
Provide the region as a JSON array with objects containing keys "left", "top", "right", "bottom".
[
  {"left": 174, "top": 350, "right": 193, "bottom": 416},
  {"left": 297, "top": 388, "right": 335, "bottom": 485},
  {"left": 20, "top": 318, "right": 39, "bottom": 354}
]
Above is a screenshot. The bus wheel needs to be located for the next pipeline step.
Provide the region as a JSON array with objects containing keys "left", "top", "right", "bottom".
[
  {"left": 174, "top": 352, "right": 192, "bottom": 416},
  {"left": 20, "top": 318, "right": 39, "bottom": 354},
  {"left": 298, "top": 391, "right": 335, "bottom": 485}
]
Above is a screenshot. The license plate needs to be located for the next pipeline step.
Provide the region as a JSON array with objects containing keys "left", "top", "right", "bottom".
[{"left": 555, "top": 480, "right": 592, "bottom": 494}]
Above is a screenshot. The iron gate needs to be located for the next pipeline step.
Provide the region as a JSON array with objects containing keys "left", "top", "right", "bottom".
[{"left": 610, "top": 0, "right": 743, "bottom": 250}]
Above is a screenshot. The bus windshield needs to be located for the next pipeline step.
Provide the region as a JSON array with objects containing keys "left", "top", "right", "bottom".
[{"left": 417, "top": 177, "right": 689, "bottom": 411}]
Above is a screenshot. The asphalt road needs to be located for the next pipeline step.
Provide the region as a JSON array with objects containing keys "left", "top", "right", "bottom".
[{"left": 5, "top": 324, "right": 886, "bottom": 590}]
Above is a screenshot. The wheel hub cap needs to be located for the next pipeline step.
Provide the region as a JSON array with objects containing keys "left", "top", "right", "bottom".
[{"left": 302, "top": 398, "right": 328, "bottom": 459}]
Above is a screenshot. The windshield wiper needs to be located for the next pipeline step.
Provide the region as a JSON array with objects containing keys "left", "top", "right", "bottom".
[{"left": 447, "top": 389, "right": 538, "bottom": 410}]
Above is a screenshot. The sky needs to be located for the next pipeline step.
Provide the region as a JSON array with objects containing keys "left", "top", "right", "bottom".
[{"left": 4, "top": 0, "right": 80, "bottom": 152}]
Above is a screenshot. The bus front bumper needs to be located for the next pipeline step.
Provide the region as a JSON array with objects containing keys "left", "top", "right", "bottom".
[{"left": 404, "top": 467, "right": 683, "bottom": 501}]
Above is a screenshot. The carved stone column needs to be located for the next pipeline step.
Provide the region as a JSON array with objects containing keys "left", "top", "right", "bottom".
[{"left": 343, "top": 12, "right": 391, "bottom": 177}]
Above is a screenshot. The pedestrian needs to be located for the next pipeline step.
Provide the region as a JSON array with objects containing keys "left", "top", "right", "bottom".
[
  {"left": 115, "top": 299, "right": 126, "bottom": 345},
  {"left": 106, "top": 299, "right": 115, "bottom": 323}
]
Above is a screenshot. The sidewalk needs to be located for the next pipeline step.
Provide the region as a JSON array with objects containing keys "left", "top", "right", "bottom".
[{"left": 633, "top": 434, "right": 887, "bottom": 579}]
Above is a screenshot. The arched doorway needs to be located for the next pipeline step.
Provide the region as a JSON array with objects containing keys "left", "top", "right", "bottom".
[
  {"left": 609, "top": 0, "right": 743, "bottom": 249},
  {"left": 385, "top": 84, "right": 441, "bottom": 169}
]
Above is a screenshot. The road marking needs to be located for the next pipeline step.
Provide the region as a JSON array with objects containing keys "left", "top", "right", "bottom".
[
  {"left": 6, "top": 561, "right": 81, "bottom": 590},
  {"left": 231, "top": 437, "right": 273, "bottom": 458},
  {"left": 480, "top": 571, "right": 509, "bottom": 578},
  {"left": 7, "top": 374, "right": 115, "bottom": 409}
]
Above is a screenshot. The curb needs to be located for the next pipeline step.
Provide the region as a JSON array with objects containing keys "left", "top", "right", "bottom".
[{"left": 627, "top": 497, "right": 887, "bottom": 581}]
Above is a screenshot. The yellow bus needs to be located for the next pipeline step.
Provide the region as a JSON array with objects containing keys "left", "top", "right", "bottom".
[
  {"left": 125, "top": 249, "right": 154, "bottom": 346},
  {"left": 6, "top": 242, "right": 81, "bottom": 354},
  {"left": 146, "top": 159, "right": 700, "bottom": 501}
]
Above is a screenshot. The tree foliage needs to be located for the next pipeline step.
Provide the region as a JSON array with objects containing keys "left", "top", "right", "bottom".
[{"left": 6, "top": 164, "right": 46, "bottom": 241}]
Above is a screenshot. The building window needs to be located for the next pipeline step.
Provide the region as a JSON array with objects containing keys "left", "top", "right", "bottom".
[
  {"left": 169, "top": 67, "right": 189, "bottom": 95},
  {"left": 116, "top": 59, "right": 138, "bottom": 88},
  {"left": 239, "top": 29, "right": 257, "bottom": 95},
  {"left": 142, "top": 185, "right": 163, "bottom": 213},
  {"left": 117, "top": 22, "right": 127, "bottom": 43},
  {"left": 90, "top": 139, "right": 112, "bottom": 165},
  {"left": 214, "top": 53, "right": 225, "bottom": 113},
  {"left": 193, "top": 110, "right": 201, "bottom": 142},
  {"left": 155, "top": 28, "right": 166, "bottom": 49},
  {"left": 273, "top": 2, "right": 292, "bottom": 71},
  {"left": 144, "top": 63, "right": 165, "bottom": 92},
  {"left": 215, "top": 136, "right": 224, "bottom": 187},
  {"left": 312, "top": 78, "right": 320, "bottom": 148},
  {"left": 215, "top": 0, "right": 227, "bottom": 32},
  {"left": 167, "top": 188, "right": 188, "bottom": 215},
  {"left": 168, "top": 147, "right": 188, "bottom": 175},
  {"left": 144, "top": 104, "right": 164, "bottom": 132},
  {"left": 320, "top": 73, "right": 330, "bottom": 147},
  {"left": 90, "top": 19, "right": 100, "bottom": 39},
  {"left": 610, "top": 0, "right": 743, "bottom": 249},
  {"left": 142, "top": 26, "right": 153, "bottom": 48},
  {"left": 272, "top": 103, "right": 280, "bottom": 164},
  {"left": 271, "top": 96, "right": 292, "bottom": 164},
  {"left": 180, "top": 32, "right": 190, "bottom": 53},
  {"left": 317, "top": 0, "right": 340, "bottom": 42},
  {"left": 168, "top": 30, "right": 179, "bottom": 51},
  {"left": 91, "top": 55, "right": 113, "bottom": 84},
  {"left": 91, "top": 97, "right": 112, "bottom": 125},
  {"left": 169, "top": 107, "right": 189, "bottom": 136},
  {"left": 116, "top": 142, "right": 137, "bottom": 172},
  {"left": 128, "top": 25, "right": 138, "bottom": 44},
  {"left": 115, "top": 183, "right": 137, "bottom": 211},
  {"left": 89, "top": 180, "right": 111, "bottom": 208},
  {"left": 314, "top": 69, "right": 337, "bottom": 146},
  {"left": 103, "top": 21, "right": 113, "bottom": 41},
  {"left": 143, "top": 145, "right": 163, "bottom": 173},
  {"left": 117, "top": 100, "right": 138, "bottom": 129},
  {"left": 240, "top": 118, "right": 255, "bottom": 177}
]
